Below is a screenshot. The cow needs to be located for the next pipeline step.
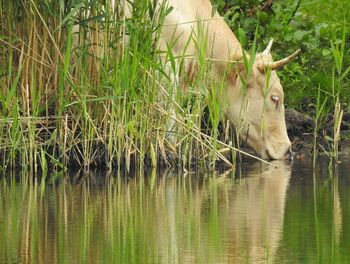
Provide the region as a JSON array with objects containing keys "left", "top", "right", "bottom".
[{"left": 120, "top": 0, "right": 301, "bottom": 159}]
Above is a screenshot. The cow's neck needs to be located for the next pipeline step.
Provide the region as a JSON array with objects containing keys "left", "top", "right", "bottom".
[
  {"left": 200, "top": 16, "right": 246, "bottom": 81},
  {"left": 205, "top": 16, "right": 244, "bottom": 64}
]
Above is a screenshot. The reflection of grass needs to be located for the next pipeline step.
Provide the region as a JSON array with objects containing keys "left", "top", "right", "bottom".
[
  {"left": 0, "top": 165, "right": 290, "bottom": 263},
  {"left": 282, "top": 157, "right": 347, "bottom": 263},
  {"left": 6, "top": 161, "right": 350, "bottom": 264},
  {"left": 0, "top": 171, "right": 222, "bottom": 263},
  {"left": 2, "top": 160, "right": 347, "bottom": 263}
]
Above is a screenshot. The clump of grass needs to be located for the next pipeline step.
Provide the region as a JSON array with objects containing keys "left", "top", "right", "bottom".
[
  {"left": 329, "top": 22, "right": 348, "bottom": 160},
  {"left": 312, "top": 21, "right": 348, "bottom": 163},
  {"left": 2, "top": 0, "right": 266, "bottom": 171},
  {"left": 312, "top": 86, "right": 327, "bottom": 166}
]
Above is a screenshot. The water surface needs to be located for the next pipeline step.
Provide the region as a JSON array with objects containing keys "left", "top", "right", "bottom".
[{"left": 0, "top": 157, "right": 349, "bottom": 263}]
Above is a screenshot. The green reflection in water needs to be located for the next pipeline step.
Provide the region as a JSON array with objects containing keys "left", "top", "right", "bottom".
[{"left": 0, "top": 158, "right": 349, "bottom": 263}]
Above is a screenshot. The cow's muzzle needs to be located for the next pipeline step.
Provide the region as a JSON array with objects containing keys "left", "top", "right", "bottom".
[{"left": 284, "top": 148, "right": 294, "bottom": 161}]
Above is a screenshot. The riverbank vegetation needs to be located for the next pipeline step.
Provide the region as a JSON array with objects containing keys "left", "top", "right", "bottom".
[
  {"left": 0, "top": 0, "right": 349, "bottom": 171},
  {"left": 216, "top": 0, "right": 350, "bottom": 158}
]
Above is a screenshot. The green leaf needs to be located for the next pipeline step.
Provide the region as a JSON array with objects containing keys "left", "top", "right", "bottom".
[
  {"left": 340, "top": 66, "right": 350, "bottom": 81},
  {"left": 237, "top": 28, "right": 247, "bottom": 46},
  {"left": 322, "top": 49, "right": 332, "bottom": 57},
  {"left": 294, "top": 30, "right": 310, "bottom": 41},
  {"left": 54, "top": 2, "right": 85, "bottom": 32}
]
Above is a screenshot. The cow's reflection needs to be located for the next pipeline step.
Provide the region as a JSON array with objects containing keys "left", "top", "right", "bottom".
[
  {"left": 156, "top": 160, "right": 291, "bottom": 263},
  {"left": 224, "top": 161, "right": 290, "bottom": 263}
]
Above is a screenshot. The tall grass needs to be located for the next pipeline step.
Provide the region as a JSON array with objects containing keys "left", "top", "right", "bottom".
[
  {"left": 329, "top": 22, "right": 348, "bottom": 160},
  {"left": 3, "top": 0, "right": 346, "bottom": 171},
  {"left": 312, "top": 22, "right": 348, "bottom": 162},
  {"left": 0, "top": 0, "right": 246, "bottom": 171}
]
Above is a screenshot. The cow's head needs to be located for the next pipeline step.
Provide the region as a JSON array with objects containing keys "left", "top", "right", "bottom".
[{"left": 224, "top": 40, "right": 300, "bottom": 159}]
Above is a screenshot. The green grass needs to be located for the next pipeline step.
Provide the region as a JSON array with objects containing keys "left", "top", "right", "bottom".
[
  {"left": 0, "top": 0, "right": 241, "bottom": 171},
  {"left": 0, "top": 0, "right": 349, "bottom": 171}
]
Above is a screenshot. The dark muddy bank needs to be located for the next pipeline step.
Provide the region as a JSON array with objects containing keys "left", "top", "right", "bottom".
[{"left": 285, "top": 108, "right": 350, "bottom": 156}]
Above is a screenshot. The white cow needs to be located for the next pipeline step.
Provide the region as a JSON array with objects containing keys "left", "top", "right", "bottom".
[{"left": 120, "top": 0, "right": 300, "bottom": 159}]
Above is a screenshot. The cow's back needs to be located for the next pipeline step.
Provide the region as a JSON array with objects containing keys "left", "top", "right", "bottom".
[
  {"left": 161, "top": 0, "right": 242, "bottom": 67},
  {"left": 120, "top": 0, "right": 242, "bottom": 62},
  {"left": 165, "top": 0, "right": 214, "bottom": 22},
  {"left": 159, "top": 0, "right": 215, "bottom": 56}
]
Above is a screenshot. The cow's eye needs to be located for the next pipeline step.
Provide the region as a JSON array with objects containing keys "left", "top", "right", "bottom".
[{"left": 270, "top": 95, "right": 279, "bottom": 109}]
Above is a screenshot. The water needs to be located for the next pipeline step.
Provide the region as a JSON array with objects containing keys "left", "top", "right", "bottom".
[{"left": 0, "top": 156, "right": 349, "bottom": 264}]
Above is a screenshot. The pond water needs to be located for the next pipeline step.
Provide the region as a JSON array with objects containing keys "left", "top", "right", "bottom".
[{"left": 0, "top": 156, "right": 349, "bottom": 264}]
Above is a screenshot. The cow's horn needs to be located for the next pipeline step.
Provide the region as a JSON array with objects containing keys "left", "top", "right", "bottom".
[
  {"left": 262, "top": 39, "right": 274, "bottom": 55},
  {"left": 258, "top": 49, "right": 301, "bottom": 71}
]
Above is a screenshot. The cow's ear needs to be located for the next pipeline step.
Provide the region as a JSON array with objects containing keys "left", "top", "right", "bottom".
[{"left": 228, "top": 62, "right": 246, "bottom": 85}]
